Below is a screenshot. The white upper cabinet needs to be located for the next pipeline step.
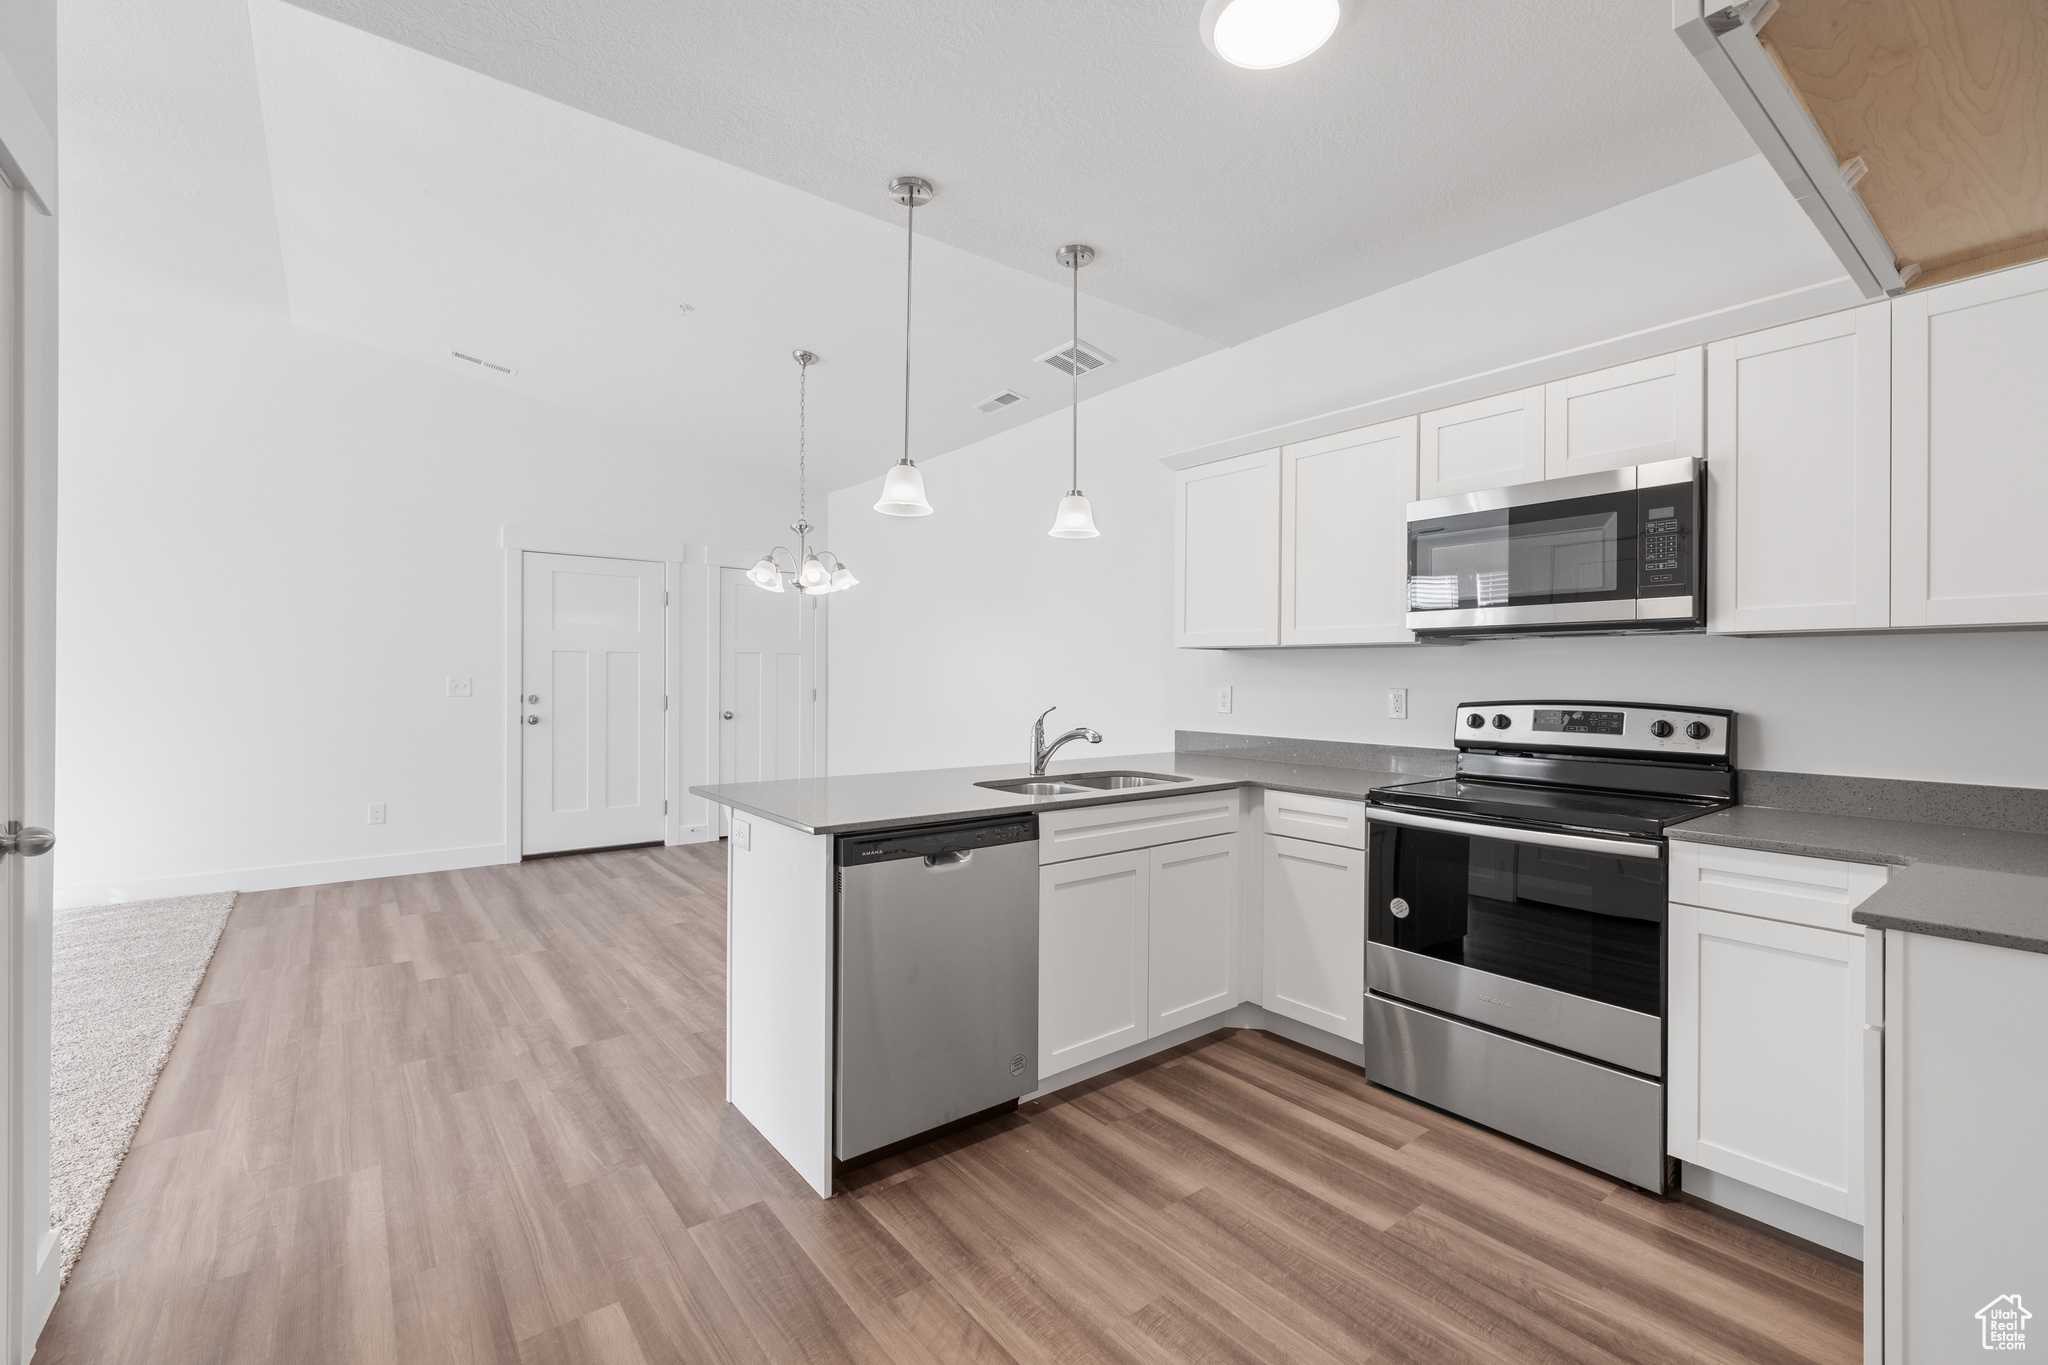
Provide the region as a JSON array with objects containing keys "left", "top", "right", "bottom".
[
  {"left": 1279, "top": 418, "right": 1417, "bottom": 646},
  {"left": 1543, "top": 349, "right": 1704, "bottom": 480},
  {"left": 1417, "top": 385, "right": 1546, "bottom": 499},
  {"left": 1707, "top": 304, "right": 1891, "bottom": 634},
  {"left": 1891, "top": 258, "right": 2048, "bottom": 628},
  {"left": 1175, "top": 448, "right": 1280, "bottom": 648}
]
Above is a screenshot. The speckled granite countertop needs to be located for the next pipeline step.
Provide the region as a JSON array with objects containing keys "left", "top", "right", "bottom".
[
  {"left": 1669, "top": 807, "right": 2048, "bottom": 955},
  {"left": 691, "top": 748, "right": 1453, "bottom": 837}
]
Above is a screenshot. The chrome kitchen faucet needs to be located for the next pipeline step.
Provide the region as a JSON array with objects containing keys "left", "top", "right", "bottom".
[{"left": 1031, "top": 707, "right": 1102, "bottom": 776}]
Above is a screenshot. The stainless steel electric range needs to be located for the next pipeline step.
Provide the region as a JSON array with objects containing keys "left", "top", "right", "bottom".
[{"left": 1363, "top": 700, "right": 1736, "bottom": 1191}]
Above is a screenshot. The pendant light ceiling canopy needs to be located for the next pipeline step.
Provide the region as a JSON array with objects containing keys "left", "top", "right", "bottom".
[
  {"left": 1049, "top": 243, "right": 1100, "bottom": 540},
  {"left": 874, "top": 175, "right": 936, "bottom": 517},
  {"left": 748, "top": 349, "right": 858, "bottom": 596}
]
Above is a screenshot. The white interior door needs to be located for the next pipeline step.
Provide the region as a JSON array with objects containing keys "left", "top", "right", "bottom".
[
  {"left": 0, "top": 121, "right": 63, "bottom": 1348},
  {"left": 718, "top": 567, "right": 814, "bottom": 802},
  {"left": 521, "top": 552, "right": 668, "bottom": 855}
]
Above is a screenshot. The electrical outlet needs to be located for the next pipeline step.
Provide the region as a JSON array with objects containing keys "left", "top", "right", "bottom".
[
  {"left": 732, "top": 817, "right": 751, "bottom": 851},
  {"left": 447, "top": 676, "right": 472, "bottom": 697},
  {"left": 1388, "top": 688, "right": 1408, "bottom": 720},
  {"left": 367, "top": 802, "right": 387, "bottom": 825},
  {"left": 1216, "top": 686, "right": 1233, "bottom": 714}
]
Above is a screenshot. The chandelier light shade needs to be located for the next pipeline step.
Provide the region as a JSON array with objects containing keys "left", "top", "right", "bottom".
[
  {"left": 751, "top": 350, "right": 857, "bottom": 597},
  {"left": 876, "top": 176, "right": 936, "bottom": 516},
  {"left": 1048, "top": 243, "right": 1101, "bottom": 539}
]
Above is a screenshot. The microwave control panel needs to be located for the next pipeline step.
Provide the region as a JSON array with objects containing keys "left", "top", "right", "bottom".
[{"left": 1638, "top": 486, "right": 1695, "bottom": 597}]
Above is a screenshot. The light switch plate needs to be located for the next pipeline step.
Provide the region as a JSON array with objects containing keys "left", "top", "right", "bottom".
[
  {"left": 1388, "top": 688, "right": 1408, "bottom": 720},
  {"left": 1216, "top": 686, "right": 1233, "bottom": 714},
  {"left": 447, "top": 677, "right": 472, "bottom": 697},
  {"left": 732, "top": 817, "right": 751, "bottom": 851},
  {"left": 367, "top": 802, "right": 387, "bottom": 825}
]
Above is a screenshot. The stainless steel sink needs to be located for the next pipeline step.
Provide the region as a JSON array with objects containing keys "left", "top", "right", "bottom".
[
  {"left": 975, "top": 778, "right": 1091, "bottom": 796},
  {"left": 1062, "top": 772, "right": 1194, "bottom": 790}
]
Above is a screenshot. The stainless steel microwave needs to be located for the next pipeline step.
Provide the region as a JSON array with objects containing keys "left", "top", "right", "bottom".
[{"left": 1405, "top": 457, "right": 1705, "bottom": 638}]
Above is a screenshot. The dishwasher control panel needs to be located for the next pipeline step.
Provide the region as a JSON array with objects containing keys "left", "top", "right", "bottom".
[{"left": 838, "top": 816, "right": 1037, "bottom": 866}]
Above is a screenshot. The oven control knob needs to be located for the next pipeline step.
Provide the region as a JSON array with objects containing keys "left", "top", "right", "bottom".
[
  {"left": 1649, "top": 720, "right": 1674, "bottom": 738},
  {"left": 1465, "top": 713, "right": 1486, "bottom": 729},
  {"left": 1389, "top": 897, "right": 1411, "bottom": 919},
  {"left": 1686, "top": 721, "right": 1712, "bottom": 740},
  {"left": 1491, "top": 713, "right": 1511, "bottom": 729}
]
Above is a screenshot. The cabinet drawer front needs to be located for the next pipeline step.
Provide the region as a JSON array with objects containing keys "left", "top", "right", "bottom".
[
  {"left": 1261, "top": 789, "right": 1367, "bottom": 849},
  {"left": 1038, "top": 790, "right": 1242, "bottom": 864},
  {"left": 1669, "top": 841, "right": 1889, "bottom": 932}
]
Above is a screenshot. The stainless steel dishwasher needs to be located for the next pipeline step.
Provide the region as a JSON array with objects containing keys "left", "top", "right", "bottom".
[{"left": 835, "top": 814, "right": 1039, "bottom": 1162}]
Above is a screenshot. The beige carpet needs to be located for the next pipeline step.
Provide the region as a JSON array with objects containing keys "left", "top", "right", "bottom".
[{"left": 50, "top": 891, "right": 236, "bottom": 1281}]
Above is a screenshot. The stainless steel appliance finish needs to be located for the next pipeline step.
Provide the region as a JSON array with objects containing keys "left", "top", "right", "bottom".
[
  {"left": 1367, "top": 942, "right": 1662, "bottom": 1075},
  {"left": 835, "top": 815, "right": 1039, "bottom": 1161},
  {"left": 1031, "top": 706, "right": 1102, "bottom": 775},
  {"left": 1364, "top": 698, "right": 1738, "bottom": 1192},
  {"left": 1361, "top": 993, "right": 1668, "bottom": 1191},
  {"left": 1405, "top": 457, "right": 1703, "bottom": 638}
]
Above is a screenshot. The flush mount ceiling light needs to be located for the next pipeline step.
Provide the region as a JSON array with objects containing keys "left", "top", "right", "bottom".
[
  {"left": 1200, "top": 0, "right": 1346, "bottom": 69},
  {"left": 1048, "top": 244, "right": 1101, "bottom": 540},
  {"left": 874, "top": 176, "right": 936, "bottom": 517},
  {"left": 748, "top": 350, "right": 858, "bottom": 597}
]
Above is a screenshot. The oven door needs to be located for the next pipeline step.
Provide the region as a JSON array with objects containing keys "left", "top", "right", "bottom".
[{"left": 1366, "top": 809, "right": 1665, "bottom": 1076}]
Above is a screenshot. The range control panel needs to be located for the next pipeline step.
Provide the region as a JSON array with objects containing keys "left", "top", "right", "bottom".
[{"left": 1454, "top": 701, "right": 1732, "bottom": 760}]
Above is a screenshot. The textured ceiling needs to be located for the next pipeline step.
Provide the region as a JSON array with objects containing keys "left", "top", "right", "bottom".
[{"left": 276, "top": 0, "right": 1759, "bottom": 343}]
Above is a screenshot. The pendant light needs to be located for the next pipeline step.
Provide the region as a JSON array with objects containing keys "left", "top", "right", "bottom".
[
  {"left": 748, "top": 350, "right": 858, "bottom": 596},
  {"left": 874, "top": 176, "right": 936, "bottom": 516},
  {"left": 1048, "top": 243, "right": 1101, "bottom": 539}
]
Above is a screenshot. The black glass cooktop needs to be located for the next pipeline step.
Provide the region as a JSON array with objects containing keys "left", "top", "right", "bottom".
[{"left": 1369, "top": 777, "right": 1729, "bottom": 837}]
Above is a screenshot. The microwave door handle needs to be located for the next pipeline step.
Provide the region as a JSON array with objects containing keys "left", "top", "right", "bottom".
[{"left": 1366, "top": 807, "right": 1663, "bottom": 860}]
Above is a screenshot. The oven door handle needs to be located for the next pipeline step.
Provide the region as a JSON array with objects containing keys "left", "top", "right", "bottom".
[{"left": 1366, "top": 807, "right": 1663, "bottom": 860}]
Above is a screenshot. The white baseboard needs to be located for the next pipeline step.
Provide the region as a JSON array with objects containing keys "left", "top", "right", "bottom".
[
  {"left": 1682, "top": 1162, "right": 1865, "bottom": 1261},
  {"left": 53, "top": 843, "right": 509, "bottom": 909}
]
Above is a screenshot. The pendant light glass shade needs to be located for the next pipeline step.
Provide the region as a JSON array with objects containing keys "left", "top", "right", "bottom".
[
  {"left": 748, "top": 557, "right": 785, "bottom": 591},
  {"left": 830, "top": 564, "right": 860, "bottom": 591},
  {"left": 1048, "top": 493, "right": 1100, "bottom": 538},
  {"left": 874, "top": 459, "right": 933, "bottom": 516},
  {"left": 797, "top": 554, "right": 833, "bottom": 592},
  {"left": 877, "top": 176, "right": 936, "bottom": 517}
]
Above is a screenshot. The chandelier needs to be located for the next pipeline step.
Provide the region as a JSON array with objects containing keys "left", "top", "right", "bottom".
[{"left": 747, "top": 350, "right": 857, "bottom": 595}]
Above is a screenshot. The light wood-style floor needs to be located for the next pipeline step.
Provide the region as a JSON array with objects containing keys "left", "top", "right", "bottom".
[{"left": 36, "top": 843, "right": 1861, "bottom": 1364}]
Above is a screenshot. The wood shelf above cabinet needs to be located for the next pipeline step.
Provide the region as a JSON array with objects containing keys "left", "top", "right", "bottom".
[{"left": 1760, "top": 0, "right": 2048, "bottom": 290}]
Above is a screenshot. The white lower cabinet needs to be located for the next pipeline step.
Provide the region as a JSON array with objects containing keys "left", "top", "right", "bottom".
[
  {"left": 1039, "top": 849, "right": 1150, "bottom": 1078},
  {"left": 1668, "top": 901, "right": 1868, "bottom": 1220},
  {"left": 1262, "top": 833, "right": 1367, "bottom": 1043},
  {"left": 1148, "top": 834, "right": 1239, "bottom": 1036},
  {"left": 1039, "top": 832, "right": 1241, "bottom": 1080}
]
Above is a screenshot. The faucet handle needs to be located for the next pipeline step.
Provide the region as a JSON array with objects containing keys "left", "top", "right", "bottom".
[{"left": 1035, "top": 706, "right": 1057, "bottom": 727}]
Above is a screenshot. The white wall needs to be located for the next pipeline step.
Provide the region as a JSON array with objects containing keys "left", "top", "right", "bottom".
[
  {"left": 54, "top": 0, "right": 789, "bottom": 904},
  {"left": 825, "top": 157, "right": 2048, "bottom": 790}
]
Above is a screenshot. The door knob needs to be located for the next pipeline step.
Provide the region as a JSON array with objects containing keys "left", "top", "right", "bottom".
[
  {"left": 722, "top": 711, "right": 734, "bottom": 720},
  {"left": 526, "top": 715, "right": 540, "bottom": 725},
  {"left": 0, "top": 822, "right": 55, "bottom": 858}
]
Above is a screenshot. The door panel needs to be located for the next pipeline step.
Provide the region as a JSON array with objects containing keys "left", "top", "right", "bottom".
[
  {"left": 718, "top": 566, "right": 814, "bottom": 798},
  {"left": 1148, "top": 835, "right": 1237, "bottom": 1036},
  {"left": 1263, "top": 833, "right": 1366, "bottom": 1043},
  {"left": 1418, "top": 385, "right": 1546, "bottom": 499},
  {"left": 1544, "top": 349, "right": 1703, "bottom": 479},
  {"left": 1892, "top": 258, "right": 2048, "bottom": 626},
  {"left": 1707, "top": 305, "right": 1890, "bottom": 633},
  {"left": 1040, "top": 850, "right": 1149, "bottom": 1076},
  {"left": 1280, "top": 419, "right": 1416, "bottom": 646},
  {"left": 1175, "top": 449, "right": 1280, "bottom": 648},
  {"left": 521, "top": 552, "right": 666, "bottom": 854}
]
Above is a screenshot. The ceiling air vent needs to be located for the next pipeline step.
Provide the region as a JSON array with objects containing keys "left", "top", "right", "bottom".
[
  {"left": 451, "top": 349, "right": 516, "bottom": 377},
  {"left": 975, "top": 390, "right": 1028, "bottom": 414},
  {"left": 1035, "top": 340, "right": 1114, "bottom": 377}
]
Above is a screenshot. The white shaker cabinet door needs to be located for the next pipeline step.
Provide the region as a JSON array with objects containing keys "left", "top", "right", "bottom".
[
  {"left": 1262, "top": 834, "right": 1367, "bottom": 1044},
  {"left": 1544, "top": 348, "right": 1704, "bottom": 480},
  {"left": 1147, "top": 834, "right": 1239, "bottom": 1037},
  {"left": 1039, "top": 850, "right": 1150, "bottom": 1079},
  {"left": 1279, "top": 418, "right": 1417, "bottom": 646},
  {"left": 1892, "top": 258, "right": 2048, "bottom": 627},
  {"left": 1668, "top": 902, "right": 1866, "bottom": 1221},
  {"left": 1707, "top": 304, "right": 1891, "bottom": 634},
  {"left": 1175, "top": 449, "right": 1280, "bottom": 648},
  {"left": 1416, "top": 385, "right": 1546, "bottom": 500}
]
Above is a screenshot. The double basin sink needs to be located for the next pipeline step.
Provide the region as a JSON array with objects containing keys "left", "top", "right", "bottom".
[{"left": 974, "top": 771, "right": 1193, "bottom": 798}]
